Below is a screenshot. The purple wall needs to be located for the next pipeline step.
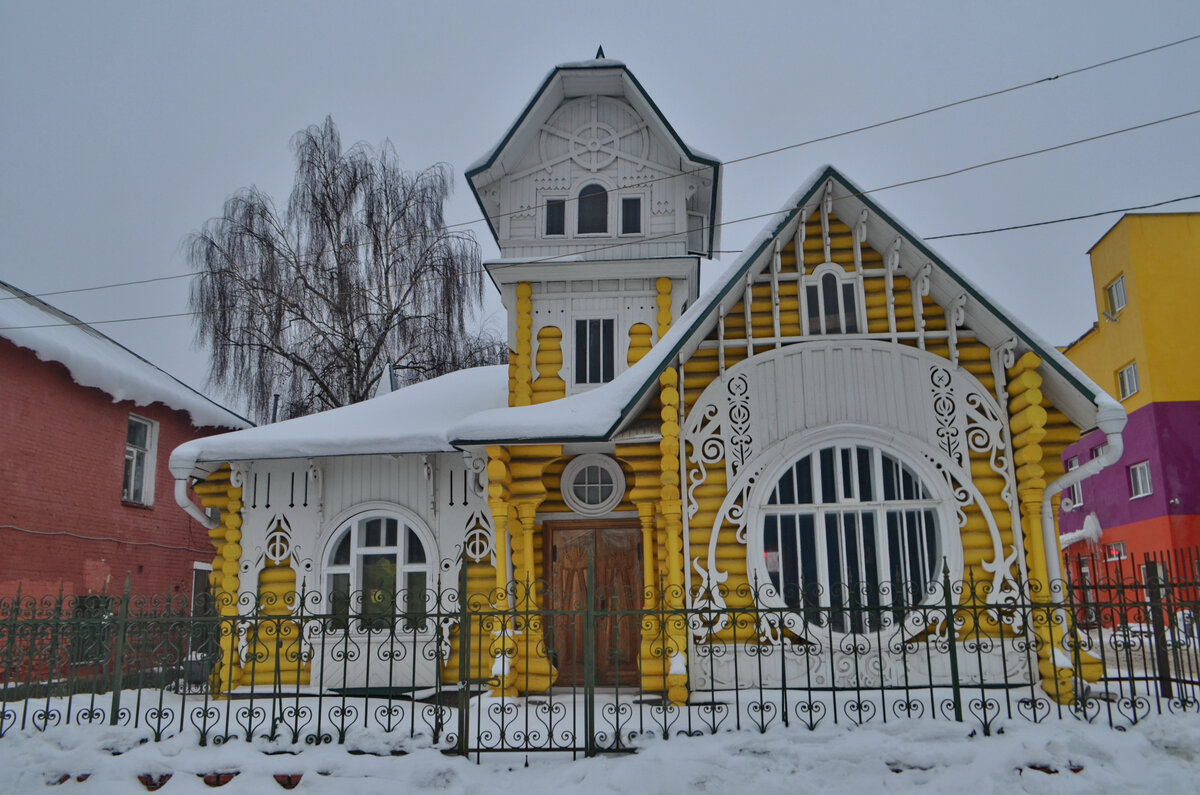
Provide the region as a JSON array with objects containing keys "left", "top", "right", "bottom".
[{"left": 1059, "top": 400, "right": 1200, "bottom": 534}]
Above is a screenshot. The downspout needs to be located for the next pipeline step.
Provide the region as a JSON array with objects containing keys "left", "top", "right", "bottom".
[
  {"left": 175, "top": 478, "right": 220, "bottom": 530},
  {"left": 1039, "top": 399, "right": 1126, "bottom": 591}
]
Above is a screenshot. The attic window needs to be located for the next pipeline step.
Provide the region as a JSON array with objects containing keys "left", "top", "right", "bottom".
[
  {"left": 578, "top": 184, "right": 608, "bottom": 234},
  {"left": 805, "top": 268, "right": 863, "bottom": 335}
]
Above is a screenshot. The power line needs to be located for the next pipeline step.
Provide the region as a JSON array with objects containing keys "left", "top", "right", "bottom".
[
  {"left": 925, "top": 193, "right": 1200, "bottom": 240},
  {"left": 2, "top": 106, "right": 1199, "bottom": 332},
  {"left": 4, "top": 32, "right": 1197, "bottom": 304}
]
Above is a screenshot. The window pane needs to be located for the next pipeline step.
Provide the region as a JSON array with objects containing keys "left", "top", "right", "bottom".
[
  {"left": 842, "top": 283, "right": 859, "bottom": 333},
  {"left": 621, "top": 197, "right": 641, "bottom": 234},
  {"left": 575, "top": 320, "right": 588, "bottom": 384},
  {"left": 601, "top": 319, "right": 614, "bottom": 382},
  {"left": 819, "top": 448, "right": 837, "bottom": 503},
  {"left": 821, "top": 273, "right": 841, "bottom": 334},
  {"left": 361, "top": 554, "right": 396, "bottom": 628},
  {"left": 332, "top": 533, "right": 351, "bottom": 565},
  {"left": 764, "top": 514, "right": 780, "bottom": 592},
  {"left": 330, "top": 573, "right": 350, "bottom": 630},
  {"left": 806, "top": 285, "right": 820, "bottom": 332},
  {"left": 795, "top": 456, "right": 813, "bottom": 504},
  {"left": 404, "top": 571, "right": 427, "bottom": 629},
  {"left": 545, "top": 199, "right": 565, "bottom": 235},
  {"left": 385, "top": 519, "right": 398, "bottom": 547},
  {"left": 856, "top": 447, "right": 873, "bottom": 501},
  {"left": 588, "top": 319, "right": 601, "bottom": 381},
  {"left": 578, "top": 184, "right": 607, "bottom": 234},
  {"left": 406, "top": 528, "right": 426, "bottom": 563},
  {"left": 780, "top": 514, "right": 798, "bottom": 606},
  {"left": 365, "top": 519, "right": 381, "bottom": 547},
  {"left": 127, "top": 418, "right": 148, "bottom": 449}
]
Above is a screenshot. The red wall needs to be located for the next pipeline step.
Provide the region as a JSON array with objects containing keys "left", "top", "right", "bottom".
[{"left": 0, "top": 339, "right": 237, "bottom": 601}]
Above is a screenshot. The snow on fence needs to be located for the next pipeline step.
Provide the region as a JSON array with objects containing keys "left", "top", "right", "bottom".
[{"left": 2, "top": 549, "right": 1198, "bottom": 757}]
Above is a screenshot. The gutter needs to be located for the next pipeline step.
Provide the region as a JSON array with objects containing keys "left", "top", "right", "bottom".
[
  {"left": 175, "top": 479, "right": 220, "bottom": 531},
  {"left": 1038, "top": 397, "right": 1125, "bottom": 653}
]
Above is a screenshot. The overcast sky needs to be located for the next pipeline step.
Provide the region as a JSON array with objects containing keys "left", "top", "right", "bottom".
[{"left": 3, "top": 0, "right": 1198, "bottom": 411}]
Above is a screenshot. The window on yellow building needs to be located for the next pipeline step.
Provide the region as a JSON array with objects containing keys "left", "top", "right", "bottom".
[
  {"left": 1118, "top": 362, "right": 1139, "bottom": 400},
  {"left": 1105, "top": 275, "right": 1127, "bottom": 316}
]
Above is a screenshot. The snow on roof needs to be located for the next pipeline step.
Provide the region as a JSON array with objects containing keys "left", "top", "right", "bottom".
[
  {"left": 0, "top": 279, "right": 251, "bottom": 430},
  {"left": 169, "top": 365, "right": 509, "bottom": 478}
]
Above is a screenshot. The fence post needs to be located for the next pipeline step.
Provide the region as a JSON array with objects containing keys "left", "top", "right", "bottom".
[
  {"left": 1145, "top": 553, "right": 1173, "bottom": 700},
  {"left": 456, "top": 558, "right": 470, "bottom": 757},
  {"left": 584, "top": 547, "right": 596, "bottom": 757},
  {"left": 108, "top": 574, "right": 131, "bottom": 726},
  {"left": 942, "top": 561, "right": 962, "bottom": 722}
]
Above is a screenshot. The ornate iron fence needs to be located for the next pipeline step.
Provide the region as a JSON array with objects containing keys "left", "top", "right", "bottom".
[{"left": 1, "top": 550, "right": 1197, "bottom": 757}]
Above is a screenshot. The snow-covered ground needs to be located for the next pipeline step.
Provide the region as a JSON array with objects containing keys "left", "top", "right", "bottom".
[{"left": 3, "top": 713, "right": 1199, "bottom": 794}]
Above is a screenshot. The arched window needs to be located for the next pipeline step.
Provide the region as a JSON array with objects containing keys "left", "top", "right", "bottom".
[
  {"left": 324, "top": 512, "right": 434, "bottom": 631},
  {"left": 758, "top": 444, "right": 941, "bottom": 633},
  {"left": 805, "top": 268, "right": 863, "bottom": 334},
  {"left": 577, "top": 184, "right": 608, "bottom": 234}
]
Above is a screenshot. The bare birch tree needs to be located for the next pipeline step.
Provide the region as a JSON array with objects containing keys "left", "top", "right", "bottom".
[{"left": 188, "top": 117, "right": 503, "bottom": 422}]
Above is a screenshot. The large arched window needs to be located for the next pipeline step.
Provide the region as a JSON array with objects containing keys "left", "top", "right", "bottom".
[
  {"left": 324, "top": 512, "right": 435, "bottom": 631},
  {"left": 577, "top": 183, "right": 608, "bottom": 234},
  {"left": 758, "top": 444, "right": 942, "bottom": 634}
]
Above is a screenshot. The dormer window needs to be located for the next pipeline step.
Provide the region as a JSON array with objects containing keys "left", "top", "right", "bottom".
[
  {"left": 805, "top": 267, "right": 863, "bottom": 335},
  {"left": 621, "top": 197, "right": 642, "bottom": 235},
  {"left": 578, "top": 184, "right": 608, "bottom": 234},
  {"left": 545, "top": 199, "right": 566, "bottom": 236}
]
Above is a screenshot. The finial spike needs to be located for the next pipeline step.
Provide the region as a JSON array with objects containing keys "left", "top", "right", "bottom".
[{"left": 595, "top": 45, "right": 606, "bottom": 59}]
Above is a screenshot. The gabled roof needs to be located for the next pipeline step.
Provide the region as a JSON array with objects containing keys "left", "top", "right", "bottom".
[
  {"left": 450, "top": 166, "right": 1121, "bottom": 445},
  {"left": 0, "top": 278, "right": 252, "bottom": 430},
  {"left": 465, "top": 57, "right": 722, "bottom": 256}
]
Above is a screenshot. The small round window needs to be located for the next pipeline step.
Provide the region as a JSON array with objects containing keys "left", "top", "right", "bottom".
[{"left": 561, "top": 455, "right": 625, "bottom": 516}]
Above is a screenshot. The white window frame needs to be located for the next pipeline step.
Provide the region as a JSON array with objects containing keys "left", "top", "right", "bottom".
[
  {"left": 561, "top": 454, "right": 626, "bottom": 517},
  {"left": 1105, "top": 275, "right": 1127, "bottom": 315},
  {"left": 1065, "top": 456, "right": 1082, "bottom": 510},
  {"left": 618, "top": 194, "right": 646, "bottom": 237},
  {"left": 541, "top": 194, "right": 568, "bottom": 238},
  {"left": 322, "top": 508, "right": 438, "bottom": 634},
  {"left": 1129, "top": 461, "right": 1153, "bottom": 499},
  {"left": 123, "top": 414, "right": 158, "bottom": 506},
  {"left": 1105, "top": 541, "right": 1127, "bottom": 562},
  {"left": 574, "top": 317, "right": 616, "bottom": 386},
  {"left": 1091, "top": 442, "right": 1108, "bottom": 461},
  {"left": 575, "top": 182, "right": 610, "bottom": 236},
  {"left": 801, "top": 263, "right": 866, "bottom": 336},
  {"left": 1118, "top": 362, "right": 1139, "bottom": 400}
]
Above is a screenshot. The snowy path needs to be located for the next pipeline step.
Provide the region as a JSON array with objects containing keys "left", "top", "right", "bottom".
[{"left": 2, "top": 714, "right": 1199, "bottom": 793}]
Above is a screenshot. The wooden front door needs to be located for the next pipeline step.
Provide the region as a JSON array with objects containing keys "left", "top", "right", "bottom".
[{"left": 546, "top": 522, "right": 642, "bottom": 686}]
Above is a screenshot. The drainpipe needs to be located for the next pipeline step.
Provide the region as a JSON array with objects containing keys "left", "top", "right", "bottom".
[
  {"left": 1039, "top": 399, "right": 1126, "bottom": 591},
  {"left": 175, "top": 478, "right": 220, "bottom": 530}
]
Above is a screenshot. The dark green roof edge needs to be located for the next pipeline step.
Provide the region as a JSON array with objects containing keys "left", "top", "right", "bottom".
[{"left": 464, "top": 62, "right": 722, "bottom": 254}]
